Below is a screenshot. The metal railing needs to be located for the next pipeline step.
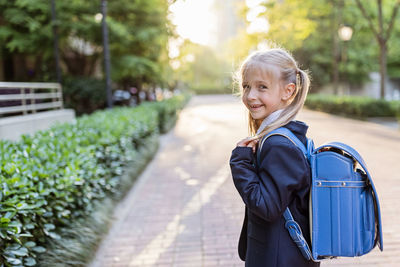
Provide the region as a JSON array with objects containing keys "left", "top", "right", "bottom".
[{"left": 0, "top": 82, "right": 63, "bottom": 116}]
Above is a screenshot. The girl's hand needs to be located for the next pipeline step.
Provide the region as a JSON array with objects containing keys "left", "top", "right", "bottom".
[{"left": 237, "top": 137, "right": 259, "bottom": 153}]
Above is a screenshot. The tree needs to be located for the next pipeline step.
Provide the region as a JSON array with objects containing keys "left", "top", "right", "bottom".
[
  {"left": 0, "top": 0, "right": 54, "bottom": 81},
  {"left": 354, "top": 0, "right": 400, "bottom": 99},
  {"left": 171, "top": 40, "right": 231, "bottom": 92},
  {"left": 227, "top": 0, "right": 384, "bottom": 91},
  {"left": 0, "top": 0, "right": 173, "bottom": 92},
  {"left": 108, "top": 0, "right": 172, "bottom": 94}
]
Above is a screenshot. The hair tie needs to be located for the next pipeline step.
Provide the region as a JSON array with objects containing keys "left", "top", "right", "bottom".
[{"left": 296, "top": 69, "right": 300, "bottom": 75}]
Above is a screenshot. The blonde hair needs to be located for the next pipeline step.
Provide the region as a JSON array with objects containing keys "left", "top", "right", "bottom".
[{"left": 237, "top": 48, "right": 311, "bottom": 139}]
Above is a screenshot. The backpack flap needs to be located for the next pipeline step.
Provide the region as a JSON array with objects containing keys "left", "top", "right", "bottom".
[{"left": 314, "top": 142, "right": 383, "bottom": 252}]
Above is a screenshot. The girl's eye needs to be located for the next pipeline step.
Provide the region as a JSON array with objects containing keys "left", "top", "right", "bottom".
[
  {"left": 242, "top": 84, "right": 250, "bottom": 90},
  {"left": 259, "top": 85, "right": 268, "bottom": 90}
]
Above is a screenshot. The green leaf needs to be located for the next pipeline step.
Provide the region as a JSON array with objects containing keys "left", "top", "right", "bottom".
[
  {"left": 47, "top": 231, "right": 61, "bottom": 240},
  {"left": 0, "top": 230, "right": 6, "bottom": 238},
  {"left": 32, "top": 246, "right": 46, "bottom": 253},
  {"left": 19, "top": 233, "right": 33, "bottom": 237},
  {"left": 34, "top": 199, "right": 46, "bottom": 207},
  {"left": 4, "top": 257, "right": 21, "bottom": 265},
  {"left": 24, "top": 241, "right": 36, "bottom": 247},
  {"left": 43, "top": 211, "right": 53, "bottom": 217},
  {"left": 1, "top": 218, "right": 11, "bottom": 223},
  {"left": 24, "top": 223, "right": 35, "bottom": 229},
  {"left": 24, "top": 257, "right": 36, "bottom": 266},
  {"left": 16, "top": 202, "right": 27, "bottom": 209},
  {"left": 8, "top": 221, "right": 22, "bottom": 228},
  {"left": 6, "top": 243, "right": 21, "bottom": 250},
  {"left": 44, "top": 223, "right": 55, "bottom": 231},
  {"left": 4, "top": 211, "right": 17, "bottom": 219},
  {"left": 11, "top": 247, "right": 28, "bottom": 256}
]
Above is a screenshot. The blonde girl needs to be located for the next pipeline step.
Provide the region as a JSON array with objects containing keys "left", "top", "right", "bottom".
[{"left": 229, "top": 48, "right": 320, "bottom": 267}]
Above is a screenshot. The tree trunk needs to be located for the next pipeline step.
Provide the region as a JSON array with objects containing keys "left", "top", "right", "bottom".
[
  {"left": 0, "top": 49, "right": 4, "bottom": 81},
  {"left": 379, "top": 40, "right": 387, "bottom": 99},
  {"left": 332, "top": 0, "right": 340, "bottom": 95},
  {"left": 377, "top": 0, "right": 386, "bottom": 99}
]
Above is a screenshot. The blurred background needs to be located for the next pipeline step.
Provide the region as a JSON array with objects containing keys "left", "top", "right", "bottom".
[{"left": 1, "top": 0, "right": 400, "bottom": 116}]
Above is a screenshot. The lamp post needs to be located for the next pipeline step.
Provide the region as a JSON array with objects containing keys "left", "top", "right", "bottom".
[
  {"left": 338, "top": 25, "right": 353, "bottom": 62},
  {"left": 338, "top": 25, "right": 353, "bottom": 95},
  {"left": 338, "top": 25, "right": 353, "bottom": 41},
  {"left": 50, "top": 0, "right": 62, "bottom": 84},
  {"left": 101, "top": 0, "right": 113, "bottom": 108}
]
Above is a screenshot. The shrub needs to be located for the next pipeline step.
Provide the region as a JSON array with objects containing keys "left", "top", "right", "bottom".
[
  {"left": 148, "top": 93, "right": 191, "bottom": 133},
  {"left": 0, "top": 94, "right": 190, "bottom": 267},
  {"left": 305, "top": 94, "right": 400, "bottom": 118},
  {"left": 62, "top": 77, "right": 107, "bottom": 116},
  {"left": 391, "top": 101, "right": 400, "bottom": 121}
]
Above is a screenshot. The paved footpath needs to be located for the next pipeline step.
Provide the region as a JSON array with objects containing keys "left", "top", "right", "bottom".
[{"left": 90, "top": 95, "right": 400, "bottom": 267}]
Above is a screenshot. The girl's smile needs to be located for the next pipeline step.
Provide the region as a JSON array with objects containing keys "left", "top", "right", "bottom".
[{"left": 249, "top": 103, "right": 264, "bottom": 110}]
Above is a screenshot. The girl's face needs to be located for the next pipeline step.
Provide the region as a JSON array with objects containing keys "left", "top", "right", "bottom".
[{"left": 241, "top": 65, "right": 288, "bottom": 121}]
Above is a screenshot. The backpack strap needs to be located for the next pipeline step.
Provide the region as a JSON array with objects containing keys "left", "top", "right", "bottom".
[
  {"left": 257, "top": 127, "right": 314, "bottom": 261},
  {"left": 314, "top": 142, "right": 383, "bottom": 251},
  {"left": 283, "top": 209, "right": 313, "bottom": 260},
  {"left": 259, "top": 127, "right": 307, "bottom": 157}
]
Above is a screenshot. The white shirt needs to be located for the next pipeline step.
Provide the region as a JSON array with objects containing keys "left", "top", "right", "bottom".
[{"left": 256, "top": 109, "right": 285, "bottom": 136}]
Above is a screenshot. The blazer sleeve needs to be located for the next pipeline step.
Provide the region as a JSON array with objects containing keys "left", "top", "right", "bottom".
[{"left": 229, "top": 138, "right": 309, "bottom": 222}]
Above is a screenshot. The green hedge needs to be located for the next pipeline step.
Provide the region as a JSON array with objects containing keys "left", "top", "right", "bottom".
[
  {"left": 395, "top": 101, "right": 400, "bottom": 120},
  {"left": 148, "top": 93, "right": 191, "bottom": 133},
  {"left": 0, "top": 94, "right": 190, "bottom": 267},
  {"left": 305, "top": 94, "right": 400, "bottom": 119}
]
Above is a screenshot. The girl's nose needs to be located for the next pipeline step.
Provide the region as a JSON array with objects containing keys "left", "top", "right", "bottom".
[{"left": 247, "top": 87, "right": 257, "bottom": 100}]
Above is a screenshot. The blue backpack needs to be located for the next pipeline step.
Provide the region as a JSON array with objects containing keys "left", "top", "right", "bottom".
[{"left": 258, "top": 127, "right": 383, "bottom": 261}]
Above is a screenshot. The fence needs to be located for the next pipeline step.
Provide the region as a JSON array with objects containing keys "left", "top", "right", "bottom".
[{"left": 0, "top": 82, "right": 63, "bottom": 117}]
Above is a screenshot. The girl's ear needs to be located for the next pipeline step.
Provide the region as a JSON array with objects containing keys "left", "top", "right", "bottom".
[{"left": 282, "top": 83, "right": 296, "bottom": 101}]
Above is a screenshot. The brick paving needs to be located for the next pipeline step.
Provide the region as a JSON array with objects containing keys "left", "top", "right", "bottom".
[{"left": 89, "top": 95, "right": 400, "bottom": 267}]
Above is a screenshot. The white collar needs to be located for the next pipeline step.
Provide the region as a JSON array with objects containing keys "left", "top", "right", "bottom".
[{"left": 256, "top": 109, "right": 284, "bottom": 135}]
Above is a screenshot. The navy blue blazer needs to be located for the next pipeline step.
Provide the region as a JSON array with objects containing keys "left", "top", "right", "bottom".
[{"left": 230, "top": 121, "right": 320, "bottom": 267}]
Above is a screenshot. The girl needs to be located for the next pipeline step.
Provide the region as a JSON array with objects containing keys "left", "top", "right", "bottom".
[{"left": 229, "top": 48, "right": 320, "bottom": 267}]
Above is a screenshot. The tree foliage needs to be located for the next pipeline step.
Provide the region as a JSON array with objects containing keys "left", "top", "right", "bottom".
[
  {"left": 228, "top": 0, "right": 400, "bottom": 91},
  {"left": 108, "top": 0, "right": 172, "bottom": 90},
  {"left": 171, "top": 39, "right": 231, "bottom": 92},
  {"left": 0, "top": 0, "right": 173, "bottom": 91},
  {"left": 354, "top": 0, "right": 400, "bottom": 98}
]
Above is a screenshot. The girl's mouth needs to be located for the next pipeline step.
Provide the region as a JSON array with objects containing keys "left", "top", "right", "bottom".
[{"left": 249, "top": 104, "right": 264, "bottom": 110}]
